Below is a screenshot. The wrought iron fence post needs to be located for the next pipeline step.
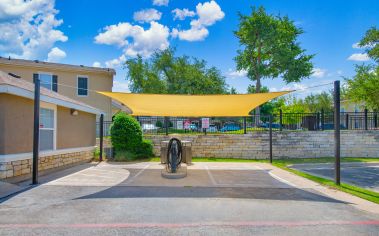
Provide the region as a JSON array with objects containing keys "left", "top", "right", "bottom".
[
  {"left": 99, "top": 114, "right": 104, "bottom": 162},
  {"left": 321, "top": 109, "right": 325, "bottom": 131},
  {"left": 269, "top": 114, "right": 273, "bottom": 163},
  {"left": 364, "top": 109, "right": 368, "bottom": 130},
  {"left": 375, "top": 113, "right": 378, "bottom": 128},
  {"left": 345, "top": 113, "right": 349, "bottom": 130},
  {"left": 243, "top": 117, "right": 247, "bottom": 134},
  {"left": 334, "top": 81, "right": 341, "bottom": 185},
  {"left": 165, "top": 117, "right": 169, "bottom": 135},
  {"left": 317, "top": 112, "right": 320, "bottom": 130},
  {"left": 279, "top": 109, "right": 283, "bottom": 131}
]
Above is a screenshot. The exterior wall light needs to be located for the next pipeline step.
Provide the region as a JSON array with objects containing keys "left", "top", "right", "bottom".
[{"left": 70, "top": 109, "right": 78, "bottom": 116}]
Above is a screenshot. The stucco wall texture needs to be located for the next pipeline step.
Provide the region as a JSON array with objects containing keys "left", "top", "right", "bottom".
[
  {"left": 146, "top": 131, "right": 379, "bottom": 159},
  {"left": 0, "top": 94, "right": 96, "bottom": 155}
]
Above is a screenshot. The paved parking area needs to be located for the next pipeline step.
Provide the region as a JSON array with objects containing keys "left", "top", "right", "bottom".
[
  {"left": 290, "top": 162, "right": 379, "bottom": 192},
  {"left": 0, "top": 162, "right": 378, "bottom": 235}
]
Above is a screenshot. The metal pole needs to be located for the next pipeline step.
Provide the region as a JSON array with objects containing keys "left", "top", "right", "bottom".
[
  {"left": 334, "top": 81, "right": 341, "bottom": 185},
  {"left": 99, "top": 114, "right": 104, "bottom": 162},
  {"left": 346, "top": 113, "right": 349, "bottom": 130},
  {"left": 321, "top": 109, "right": 325, "bottom": 131},
  {"left": 364, "top": 109, "right": 368, "bottom": 130},
  {"left": 317, "top": 112, "right": 320, "bottom": 130},
  {"left": 269, "top": 114, "right": 273, "bottom": 163},
  {"left": 165, "top": 117, "right": 169, "bottom": 135},
  {"left": 243, "top": 117, "right": 247, "bottom": 134},
  {"left": 32, "top": 77, "right": 40, "bottom": 185},
  {"left": 374, "top": 113, "right": 378, "bottom": 128},
  {"left": 279, "top": 109, "right": 283, "bottom": 131}
]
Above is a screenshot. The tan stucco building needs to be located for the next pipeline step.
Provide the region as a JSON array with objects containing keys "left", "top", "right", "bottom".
[
  {"left": 0, "top": 57, "right": 116, "bottom": 121},
  {"left": 0, "top": 71, "right": 101, "bottom": 180}
]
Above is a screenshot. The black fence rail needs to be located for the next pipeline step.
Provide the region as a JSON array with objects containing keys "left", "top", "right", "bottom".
[{"left": 96, "top": 111, "right": 379, "bottom": 137}]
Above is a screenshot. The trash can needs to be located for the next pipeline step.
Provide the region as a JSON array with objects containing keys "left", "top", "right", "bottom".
[{"left": 160, "top": 140, "right": 192, "bottom": 165}]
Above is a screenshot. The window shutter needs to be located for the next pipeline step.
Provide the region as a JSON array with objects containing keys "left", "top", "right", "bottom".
[
  {"left": 33, "top": 73, "right": 38, "bottom": 83},
  {"left": 52, "top": 75, "right": 58, "bottom": 92}
]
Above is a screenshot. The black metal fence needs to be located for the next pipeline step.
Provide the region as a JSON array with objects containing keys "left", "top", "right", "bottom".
[{"left": 96, "top": 111, "right": 379, "bottom": 137}]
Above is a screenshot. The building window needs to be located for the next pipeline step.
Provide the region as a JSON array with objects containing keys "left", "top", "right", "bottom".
[
  {"left": 40, "top": 108, "right": 55, "bottom": 151},
  {"left": 39, "top": 73, "right": 53, "bottom": 90},
  {"left": 77, "top": 76, "right": 88, "bottom": 96},
  {"left": 35, "top": 73, "right": 58, "bottom": 92}
]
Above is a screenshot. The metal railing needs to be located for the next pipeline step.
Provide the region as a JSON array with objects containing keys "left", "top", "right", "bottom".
[{"left": 96, "top": 111, "right": 379, "bottom": 137}]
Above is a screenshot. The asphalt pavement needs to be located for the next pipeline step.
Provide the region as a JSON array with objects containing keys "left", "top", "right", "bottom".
[
  {"left": 0, "top": 162, "right": 378, "bottom": 236},
  {"left": 290, "top": 162, "right": 379, "bottom": 192}
]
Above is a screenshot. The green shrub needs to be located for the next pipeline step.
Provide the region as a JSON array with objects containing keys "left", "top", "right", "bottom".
[
  {"left": 156, "top": 120, "right": 163, "bottom": 128},
  {"left": 135, "top": 139, "right": 154, "bottom": 158},
  {"left": 110, "top": 113, "right": 142, "bottom": 152},
  {"left": 114, "top": 150, "right": 137, "bottom": 161},
  {"left": 93, "top": 147, "right": 100, "bottom": 161}
]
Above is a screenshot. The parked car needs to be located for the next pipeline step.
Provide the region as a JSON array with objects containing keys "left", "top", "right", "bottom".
[
  {"left": 220, "top": 123, "right": 241, "bottom": 132},
  {"left": 190, "top": 123, "right": 198, "bottom": 131},
  {"left": 207, "top": 124, "right": 218, "bottom": 132},
  {"left": 142, "top": 123, "right": 158, "bottom": 132}
]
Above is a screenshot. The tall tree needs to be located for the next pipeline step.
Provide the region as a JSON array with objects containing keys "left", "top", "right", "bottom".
[
  {"left": 125, "top": 48, "right": 228, "bottom": 94},
  {"left": 234, "top": 6, "right": 313, "bottom": 115},
  {"left": 345, "top": 27, "right": 379, "bottom": 111}
]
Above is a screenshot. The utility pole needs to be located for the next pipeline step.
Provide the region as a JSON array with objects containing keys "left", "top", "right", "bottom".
[
  {"left": 32, "top": 77, "right": 40, "bottom": 185},
  {"left": 334, "top": 80, "right": 341, "bottom": 185}
]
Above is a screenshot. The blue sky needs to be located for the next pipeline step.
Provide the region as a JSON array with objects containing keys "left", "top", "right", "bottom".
[{"left": 0, "top": 0, "right": 378, "bottom": 96}]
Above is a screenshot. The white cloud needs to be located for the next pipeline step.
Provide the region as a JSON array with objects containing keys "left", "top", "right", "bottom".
[
  {"left": 95, "top": 21, "right": 169, "bottom": 58},
  {"left": 172, "top": 8, "right": 195, "bottom": 20},
  {"left": 227, "top": 68, "right": 247, "bottom": 78},
  {"left": 92, "top": 61, "right": 102, "bottom": 67},
  {"left": 174, "top": 1, "right": 224, "bottom": 42},
  {"left": 153, "top": 0, "right": 169, "bottom": 6},
  {"left": 133, "top": 9, "right": 162, "bottom": 23},
  {"left": 311, "top": 68, "right": 326, "bottom": 78},
  {"left": 47, "top": 47, "right": 66, "bottom": 62},
  {"left": 105, "top": 55, "right": 126, "bottom": 68},
  {"left": 347, "top": 53, "right": 370, "bottom": 61},
  {"left": 337, "top": 70, "right": 343, "bottom": 75},
  {"left": 174, "top": 27, "right": 209, "bottom": 41},
  {"left": 112, "top": 80, "right": 130, "bottom": 92},
  {"left": 0, "top": 0, "right": 68, "bottom": 60},
  {"left": 192, "top": 0, "right": 225, "bottom": 27},
  {"left": 281, "top": 83, "right": 307, "bottom": 91}
]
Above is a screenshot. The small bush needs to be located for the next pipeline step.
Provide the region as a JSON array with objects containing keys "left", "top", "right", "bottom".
[
  {"left": 93, "top": 147, "right": 100, "bottom": 161},
  {"left": 110, "top": 113, "right": 142, "bottom": 152},
  {"left": 135, "top": 139, "right": 154, "bottom": 158},
  {"left": 114, "top": 150, "right": 137, "bottom": 161},
  {"left": 156, "top": 120, "right": 163, "bottom": 128}
]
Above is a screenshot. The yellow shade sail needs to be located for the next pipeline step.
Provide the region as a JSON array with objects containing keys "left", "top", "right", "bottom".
[{"left": 98, "top": 91, "right": 291, "bottom": 117}]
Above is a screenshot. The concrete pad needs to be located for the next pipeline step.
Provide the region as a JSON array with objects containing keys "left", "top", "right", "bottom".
[{"left": 0, "top": 181, "right": 28, "bottom": 199}]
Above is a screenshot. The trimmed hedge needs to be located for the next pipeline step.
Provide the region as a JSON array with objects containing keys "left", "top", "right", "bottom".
[{"left": 110, "top": 113, "right": 154, "bottom": 160}]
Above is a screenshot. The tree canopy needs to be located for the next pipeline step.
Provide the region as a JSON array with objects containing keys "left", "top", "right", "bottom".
[
  {"left": 345, "top": 27, "right": 379, "bottom": 111},
  {"left": 234, "top": 6, "right": 314, "bottom": 95},
  {"left": 125, "top": 48, "right": 229, "bottom": 94}
]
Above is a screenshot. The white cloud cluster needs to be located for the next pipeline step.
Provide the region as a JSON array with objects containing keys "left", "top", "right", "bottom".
[
  {"left": 92, "top": 61, "right": 102, "bottom": 68},
  {"left": 0, "top": 0, "right": 68, "bottom": 60},
  {"left": 47, "top": 47, "right": 66, "bottom": 62},
  {"left": 133, "top": 8, "right": 162, "bottom": 23},
  {"left": 153, "top": 0, "right": 169, "bottom": 6},
  {"left": 173, "top": 1, "right": 225, "bottom": 41},
  {"left": 347, "top": 53, "right": 370, "bottom": 62},
  {"left": 95, "top": 21, "right": 170, "bottom": 65},
  {"left": 227, "top": 68, "right": 247, "bottom": 78},
  {"left": 311, "top": 68, "right": 326, "bottom": 78},
  {"left": 172, "top": 8, "right": 195, "bottom": 20}
]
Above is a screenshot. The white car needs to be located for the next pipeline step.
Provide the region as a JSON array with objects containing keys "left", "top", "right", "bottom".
[{"left": 142, "top": 123, "right": 158, "bottom": 132}]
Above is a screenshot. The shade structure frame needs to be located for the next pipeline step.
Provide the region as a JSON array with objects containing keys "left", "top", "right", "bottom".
[{"left": 98, "top": 91, "right": 291, "bottom": 117}]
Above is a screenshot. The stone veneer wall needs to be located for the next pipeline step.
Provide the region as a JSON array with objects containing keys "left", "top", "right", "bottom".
[
  {"left": 0, "top": 149, "right": 94, "bottom": 179},
  {"left": 145, "top": 130, "right": 379, "bottom": 159}
]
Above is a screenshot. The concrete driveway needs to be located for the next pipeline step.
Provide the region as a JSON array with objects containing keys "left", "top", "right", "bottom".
[
  {"left": 290, "top": 162, "right": 379, "bottom": 192},
  {"left": 0, "top": 161, "right": 378, "bottom": 236}
]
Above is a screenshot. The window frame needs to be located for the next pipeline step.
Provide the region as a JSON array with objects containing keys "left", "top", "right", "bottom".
[
  {"left": 39, "top": 102, "right": 57, "bottom": 151},
  {"left": 77, "top": 75, "right": 89, "bottom": 97},
  {"left": 38, "top": 72, "right": 53, "bottom": 91}
]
